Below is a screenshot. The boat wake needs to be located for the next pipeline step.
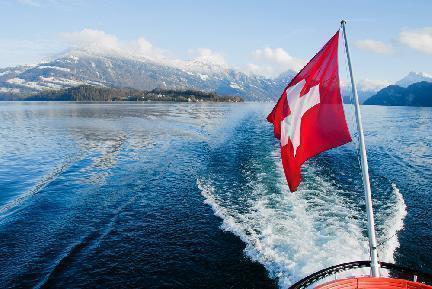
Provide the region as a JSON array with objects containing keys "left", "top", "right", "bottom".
[
  {"left": 376, "top": 183, "right": 407, "bottom": 263},
  {"left": 0, "top": 153, "right": 82, "bottom": 221},
  {"left": 198, "top": 150, "right": 407, "bottom": 288}
]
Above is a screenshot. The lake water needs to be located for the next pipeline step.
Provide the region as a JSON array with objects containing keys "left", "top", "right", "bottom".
[{"left": 0, "top": 102, "right": 431, "bottom": 288}]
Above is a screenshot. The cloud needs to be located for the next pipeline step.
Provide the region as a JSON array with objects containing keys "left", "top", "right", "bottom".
[
  {"left": 357, "top": 78, "right": 390, "bottom": 91},
  {"left": 355, "top": 39, "right": 392, "bottom": 54},
  {"left": 247, "top": 47, "right": 305, "bottom": 77},
  {"left": 61, "top": 29, "right": 119, "bottom": 52},
  {"left": 340, "top": 78, "right": 389, "bottom": 95},
  {"left": 247, "top": 63, "right": 274, "bottom": 76},
  {"left": 399, "top": 27, "right": 432, "bottom": 54},
  {"left": 59, "top": 29, "right": 227, "bottom": 72},
  {"left": 60, "top": 29, "right": 166, "bottom": 62},
  {"left": 188, "top": 48, "right": 227, "bottom": 67}
]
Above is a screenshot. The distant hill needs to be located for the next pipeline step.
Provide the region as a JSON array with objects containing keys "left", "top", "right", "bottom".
[
  {"left": 16, "top": 85, "right": 243, "bottom": 103},
  {"left": 364, "top": 81, "right": 432, "bottom": 106}
]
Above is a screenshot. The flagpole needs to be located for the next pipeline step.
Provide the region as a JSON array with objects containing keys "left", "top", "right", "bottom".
[{"left": 340, "top": 20, "right": 380, "bottom": 277}]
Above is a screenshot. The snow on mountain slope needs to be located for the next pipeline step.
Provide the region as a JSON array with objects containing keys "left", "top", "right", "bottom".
[
  {"left": 2, "top": 47, "right": 430, "bottom": 102},
  {"left": 395, "top": 71, "right": 432, "bottom": 88},
  {"left": 0, "top": 50, "right": 293, "bottom": 101}
]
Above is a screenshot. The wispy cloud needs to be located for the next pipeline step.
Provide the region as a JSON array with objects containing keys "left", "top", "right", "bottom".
[
  {"left": 60, "top": 28, "right": 227, "bottom": 71},
  {"left": 399, "top": 27, "right": 432, "bottom": 54},
  {"left": 355, "top": 39, "right": 392, "bottom": 54},
  {"left": 357, "top": 78, "right": 390, "bottom": 91},
  {"left": 340, "top": 78, "right": 390, "bottom": 93},
  {"left": 61, "top": 29, "right": 167, "bottom": 62},
  {"left": 247, "top": 47, "right": 305, "bottom": 77},
  {"left": 187, "top": 48, "right": 227, "bottom": 67},
  {"left": 61, "top": 29, "right": 119, "bottom": 52},
  {"left": 62, "top": 30, "right": 307, "bottom": 77}
]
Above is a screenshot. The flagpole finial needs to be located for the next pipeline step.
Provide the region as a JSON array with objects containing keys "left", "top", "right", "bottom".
[{"left": 340, "top": 19, "right": 347, "bottom": 26}]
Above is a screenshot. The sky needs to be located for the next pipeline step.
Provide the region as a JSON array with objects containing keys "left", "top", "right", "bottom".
[{"left": 1, "top": 0, "right": 432, "bottom": 87}]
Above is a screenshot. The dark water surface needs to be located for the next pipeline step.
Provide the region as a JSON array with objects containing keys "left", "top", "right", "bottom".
[{"left": 0, "top": 102, "right": 430, "bottom": 288}]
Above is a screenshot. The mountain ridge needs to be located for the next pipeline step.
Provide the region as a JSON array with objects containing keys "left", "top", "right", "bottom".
[
  {"left": 395, "top": 71, "right": 432, "bottom": 88},
  {"left": 364, "top": 81, "right": 432, "bottom": 106},
  {"left": 2, "top": 50, "right": 429, "bottom": 102},
  {"left": 0, "top": 50, "right": 292, "bottom": 101}
]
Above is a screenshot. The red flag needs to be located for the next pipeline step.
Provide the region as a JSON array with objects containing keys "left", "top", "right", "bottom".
[{"left": 267, "top": 31, "right": 351, "bottom": 192}]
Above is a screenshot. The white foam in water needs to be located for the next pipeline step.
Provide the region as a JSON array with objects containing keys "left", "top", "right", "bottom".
[
  {"left": 378, "top": 183, "right": 407, "bottom": 264},
  {"left": 198, "top": 150, "right": 407, "bottom": 288}
]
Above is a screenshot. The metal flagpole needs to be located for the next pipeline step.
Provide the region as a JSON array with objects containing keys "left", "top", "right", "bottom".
[{"left": 340, "top": 20, "right": 380, "bottom": 277}]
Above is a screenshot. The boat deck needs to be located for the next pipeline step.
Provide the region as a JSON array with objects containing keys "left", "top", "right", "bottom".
[{"left": 316, "top": 277, "right": 432, "bottom": 289}]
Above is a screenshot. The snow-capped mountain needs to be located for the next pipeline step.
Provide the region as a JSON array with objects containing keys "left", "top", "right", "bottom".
[
  {"left": 0, "top": 50, "right": 293, "bottom": 101},
  {"left": 2, "top": 49, "right": 404, "bottom": 102},
  {"left": 395, "top": 71, "right": 432, "bottom": 88}
]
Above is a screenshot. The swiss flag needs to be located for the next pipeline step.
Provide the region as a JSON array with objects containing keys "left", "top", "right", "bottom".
[{"left": 267, "top": 31, "right": 351, "bottom": 192}]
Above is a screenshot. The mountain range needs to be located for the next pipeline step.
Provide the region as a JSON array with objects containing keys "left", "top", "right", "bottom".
[
  {"left": 364, "top": 81, "right": 432, "bottom": 107},
  {"left": 0, "top": 50, "right": 294, "bottom": 101},
  {"left": 0, "top": 49, "right": 431, "bottom": 102}
]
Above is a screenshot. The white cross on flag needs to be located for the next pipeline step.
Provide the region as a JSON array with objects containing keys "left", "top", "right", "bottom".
[{"left": 267, "top": 31, "right": 352, "bottom": 192}]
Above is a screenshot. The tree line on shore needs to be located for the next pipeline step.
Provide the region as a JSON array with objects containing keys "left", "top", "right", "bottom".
[{"left": 13, "top": 85, "right": 243, "bottom": 102}]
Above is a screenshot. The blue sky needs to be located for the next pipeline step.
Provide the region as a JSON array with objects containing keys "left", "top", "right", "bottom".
[{"left": 1, "top": 0, "right": 432, "bottom": 86}]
